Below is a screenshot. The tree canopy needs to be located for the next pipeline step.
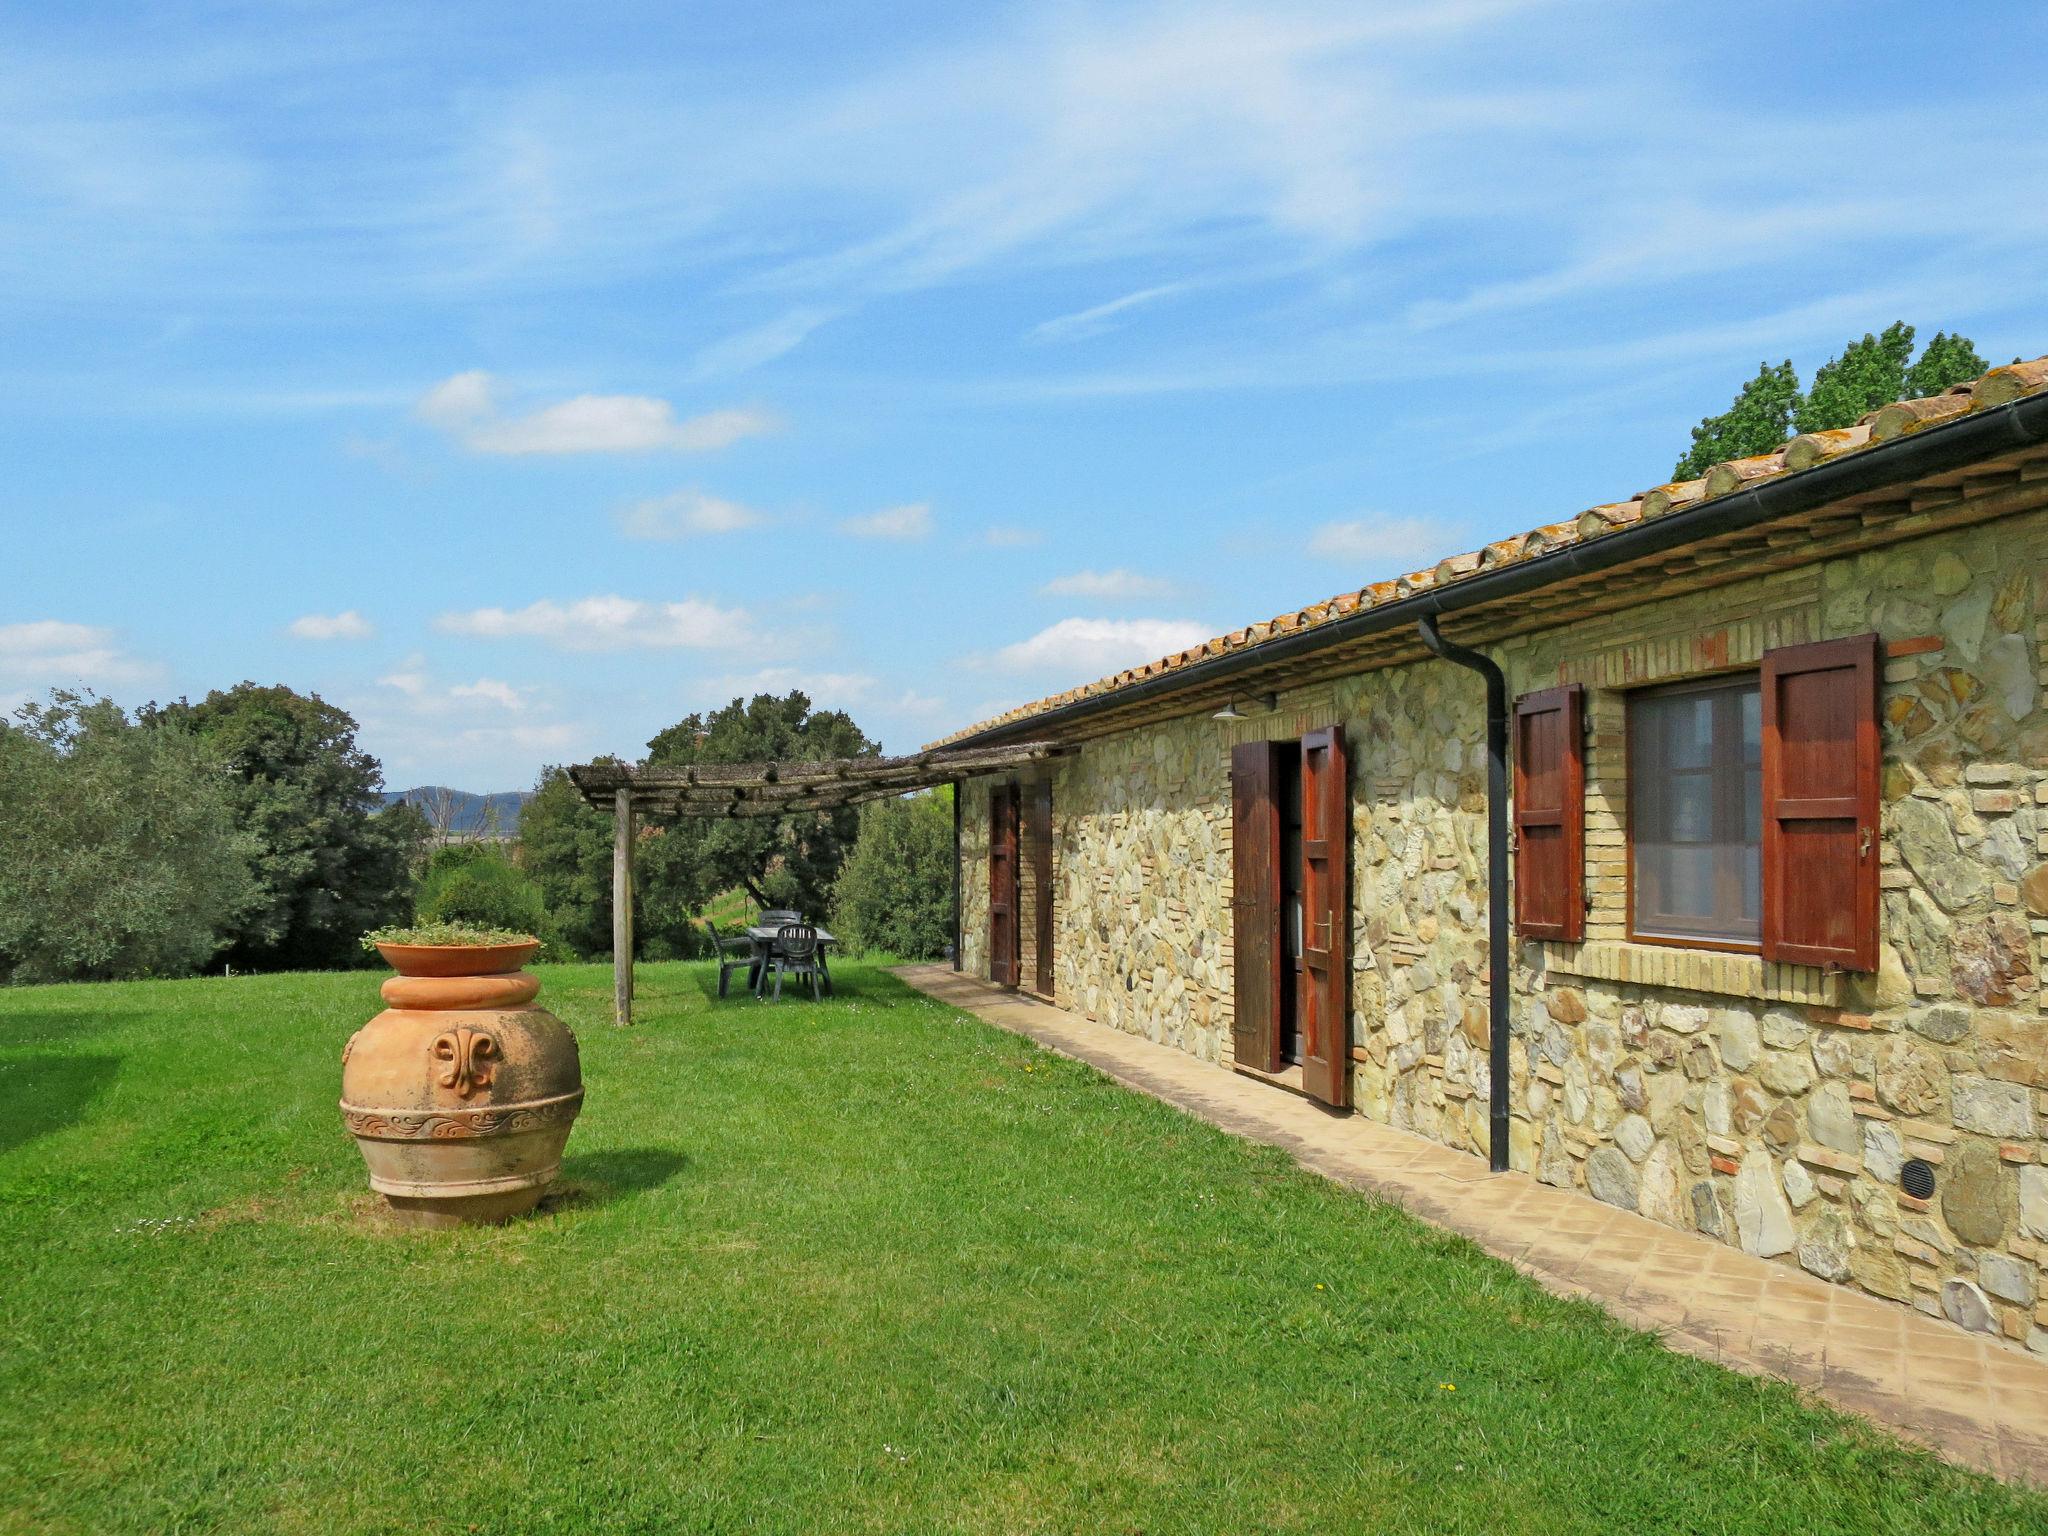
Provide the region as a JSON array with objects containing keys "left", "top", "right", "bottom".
[
  {"left": 0, "top": 693, "right": 258, "bottom": 983},
  {"left": 639, "top": 692, "right": 880, "bottom": 942},
  {"left": 142, "top": 683, "right": 428, "bottom": 969},
  {"left": 518, "top": 764, "right": 618, "bottom": 957},
  {"left": 1671, "top": 324, "right": 1990, "bottom": 480},
  {"left": 831, "top": 788, "right": 954, "bottom": 959}
]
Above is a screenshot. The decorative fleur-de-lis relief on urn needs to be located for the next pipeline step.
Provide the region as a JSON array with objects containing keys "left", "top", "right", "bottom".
[{"left": 430, "top": 1026, "right": 499, "bottom": 1099}]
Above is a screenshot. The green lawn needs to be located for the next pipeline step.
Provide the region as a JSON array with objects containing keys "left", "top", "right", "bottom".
[{"left": 1, "top": 962, "right": 2041, "bottom": 1535}]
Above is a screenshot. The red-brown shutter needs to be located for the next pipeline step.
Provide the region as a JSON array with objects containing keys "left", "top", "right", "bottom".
[
  {"left": 1230, "top": 741, "right": 1284, "bottom": 1075},
  {"left": 988, "top": 784, "right": 1020, "bottom": 986},
  {"left": 1761, "top": 633, "right": 1880, "bottom": 971},
  {"left": 1298, "top": 726, "right": 1350, "bottom": 1108},
  {"left": 1513, "top": 685, "right": 1585, "bottom": 941}
]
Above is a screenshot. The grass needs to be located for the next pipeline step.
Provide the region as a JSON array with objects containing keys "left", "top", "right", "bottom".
[{"left": 1, "top": 961, "right": 2043, "bottom": 1535}]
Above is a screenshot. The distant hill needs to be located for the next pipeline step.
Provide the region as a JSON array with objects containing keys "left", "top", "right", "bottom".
[{"left": 381, "top": 786, "right": 531, "bottom": 838}]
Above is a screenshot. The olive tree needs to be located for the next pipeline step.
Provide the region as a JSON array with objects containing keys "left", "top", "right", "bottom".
[{"left": 0, "top": 692, "right": 258, "bottom": 982}]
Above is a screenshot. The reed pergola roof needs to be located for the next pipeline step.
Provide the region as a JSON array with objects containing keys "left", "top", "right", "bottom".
[{"left": 567, "top": 740, "right": 1059, "bottom": 819}]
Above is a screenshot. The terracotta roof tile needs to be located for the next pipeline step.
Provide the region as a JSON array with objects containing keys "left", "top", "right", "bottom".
[{"left": 931, "top": 354, "right": 2048, "bottom": 747}]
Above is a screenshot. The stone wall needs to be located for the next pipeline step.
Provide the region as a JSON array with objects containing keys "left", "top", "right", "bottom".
[{"left": 955, "top": 500, "right": 2048, "bottom": 1349}]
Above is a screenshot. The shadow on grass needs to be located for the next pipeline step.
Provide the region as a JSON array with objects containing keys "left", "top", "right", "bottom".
[
  {"left": 544, "top": 1147, "right": 689, "bottom": 1210},
  {"left": 0, "top": 1006, "right": 142, "bottom": 1047},
  {"left": 0, "top": 1053, "right": 121, "bottom": 1155}
]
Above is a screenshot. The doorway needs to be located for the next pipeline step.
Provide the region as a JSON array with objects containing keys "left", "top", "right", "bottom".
[
  {"left": 988, "top": 783, "right": 1020, "bottom": 987},
  {"left": 1230, "top": 730, "right": 1350, "bottom": 1108}
]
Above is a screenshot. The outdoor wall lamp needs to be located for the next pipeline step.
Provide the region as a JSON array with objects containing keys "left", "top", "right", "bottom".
[{"left": 1211, "top": 692, "right": 1278, "bottom": 721}]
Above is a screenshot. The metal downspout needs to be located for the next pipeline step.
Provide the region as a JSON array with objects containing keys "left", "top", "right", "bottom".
[{"left": 1417, "top": 615, "right": 1511, "bottom": 1174}]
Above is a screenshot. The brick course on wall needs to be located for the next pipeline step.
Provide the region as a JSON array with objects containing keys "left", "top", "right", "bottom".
[{"left": 957, "top": 500, "right": 2048, "bottom": 1349}]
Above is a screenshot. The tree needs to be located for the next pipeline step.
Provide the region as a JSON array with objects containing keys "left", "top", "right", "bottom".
[
  {"left": 1671, "top": 360, "right": 1801, "bottom": 481},
  {"left": 518, "top": 765, "right": 617, "bottom": 958},
  {"left": 831, "top": 788, "right": 954, "bottom": 959},
  {"left": 142, "top": 683, "right": 428, "bottom": 970},
  {"left": 1795, "top": 322, "right": 1917, "bottom": 434},
  {"left": 1673, "top": 325, "right": 1990, "bottom": 478},
  {"left": 639, "top": 692, "right": 880, "bottom": 943},
  {"left": 0, "top": 692, "right": 258, "bottom": 983},
  {"left": 415, "top": 844, "right": 549, "bottom": 937},
  {"left": 1905, "top": 331, "right": 1990, "bottom": 399}
]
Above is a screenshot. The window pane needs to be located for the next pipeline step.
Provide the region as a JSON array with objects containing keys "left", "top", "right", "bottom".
[{"left": 1631, "top": 677, "right": 1762, "bottom": 944}]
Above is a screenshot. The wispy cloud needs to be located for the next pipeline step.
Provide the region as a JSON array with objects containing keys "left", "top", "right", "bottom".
[
  {"left": 984, "top": 526, "right": 1042, "bottom": 548},
  {"left": 416, "top": 371, "right": 778, "bottom": 456},
  {"left": 1030, "top": 283, "right": 1191, "bottom": 343},
  {"left": 841, "top": 501, "right": 932, "bottom": 540},
  {"left": 0, "top": 619, "right": 156, "bottom": 693},
  {"left": 1307, "top": 516, "right": 1460, "bottom": 573},
  {"left": 449, "top": 678, "right": 526, "bottom": 710},
  {"left": 436, "top": 595, "right": 755, "bottom": 651},
  {"left": 288, "top": 609, "right": 373, "bottom": 640},
  {"left": 991, "top": 616, "right": 1212, "bottom": 680},
  {"left": 690, "top": 308, "right": 838, "bottom": 379},
  {"left": 1040, "top": 568, "right": 1176, "bottom": 599},
  {"left": 617, "top": 489, "right": 767, "bottom": 539}
]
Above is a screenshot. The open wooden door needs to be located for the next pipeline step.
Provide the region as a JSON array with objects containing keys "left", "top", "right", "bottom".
[
  {"left": 1027, "top": 778, "right": 1054, "bottom": 996},
  {"left": 1230, "top": 741, "right": 1284, "bottom": 1075},
  {"left": 988, "top": 783, "right": 1020, "bottom": 987},
  {"left": 1298, "top": 726, "right": 1350, "bottom": 1108}
]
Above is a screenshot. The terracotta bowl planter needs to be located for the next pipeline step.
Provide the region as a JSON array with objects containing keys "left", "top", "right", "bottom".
[{"left": 341, "top": 941, "right": 582, "bottom": 1228}]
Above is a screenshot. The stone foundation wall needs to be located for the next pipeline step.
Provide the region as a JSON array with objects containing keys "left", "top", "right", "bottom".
[{"left": 955, "top": 500, "right": 2048, "bottom": 1349}]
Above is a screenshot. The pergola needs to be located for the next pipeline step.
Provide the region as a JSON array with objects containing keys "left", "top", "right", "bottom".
[{"left": 566, "top": 741, "right": 1058, "bottom": 1024}]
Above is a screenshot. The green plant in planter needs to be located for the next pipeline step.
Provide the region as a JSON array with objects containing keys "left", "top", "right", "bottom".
[{"left": 359, "top": 922, "right": 541, "bottom": 953}]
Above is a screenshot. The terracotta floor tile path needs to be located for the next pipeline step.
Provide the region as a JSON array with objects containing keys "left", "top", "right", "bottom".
[{"left": 895, "top": 965, "right": 2048, "bottom": 1486}]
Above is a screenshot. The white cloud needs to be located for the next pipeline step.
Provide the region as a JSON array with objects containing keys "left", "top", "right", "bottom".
[
  {"left": 416, "top": 370, "right": 779, "bottom": 456},
  {"left": 435, "top": 594, "right": 754, "bottom": 652},
  {"left": 0, "top": 619, "right": 156, "bottom": 692},
  {"left": 1040, "top": 568, "right": 1176, "bottom": 599},
  {"left": 840, "top": 501, "right": 931, "bottom": 540},
  {"left": 288, "top": 609, "right": 373, "bottom": 640},
  {"left": 449, "top": 678, "right": 526, "bottom": 711},
  {"left": 1307, "top": 516, "right": 1460, "bottom": 573},
  {"left": 992, "top": 617, "right": 1213, "bottom": 679},
  {"left": 984, "top": 526, "right": 1042, "bottom": 548},
  {"left": 703, "top": 666, "right": 880, "bottom": 705},
  {"left": 617, "top": 489, "right": 767, "bottom": 539},
  {"left": 376, "top": 661, "right": 430, "bottom": 698}
]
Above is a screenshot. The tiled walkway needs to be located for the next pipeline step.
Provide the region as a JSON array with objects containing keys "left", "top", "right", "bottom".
[{"left": 896, "top": 964, "right": 2048, "bottom": 1485}]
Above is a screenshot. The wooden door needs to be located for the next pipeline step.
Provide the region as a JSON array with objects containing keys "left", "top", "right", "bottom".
[
  {"left": 1028, "top": 778, "right": 1055, "bottom": 996},
  {"left": 1230, "top": 741, "right": 1284, "bottom": 1074},
  {"left": 988, "top": 784, "right": 1020, "bottom": 987},
  {"left": 1298, "top": 726, "right": 1351, "bottom": 1108}
]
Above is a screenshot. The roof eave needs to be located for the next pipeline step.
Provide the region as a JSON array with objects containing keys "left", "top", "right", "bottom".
[{"left": 938, "top": 389, "right": 2048, "bottom": 751}]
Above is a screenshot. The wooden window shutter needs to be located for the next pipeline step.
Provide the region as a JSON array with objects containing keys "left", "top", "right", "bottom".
[
  {"left": 1761, "top": 633, "right": 1880, "bottom": 971},
  {"left": 1298, "top": 727, "right": 1351, "bottom": 1108},
  {"left": 1513, "top": 684, "right": 1585, "bottom": 941},
  {"left": 1230, "top": 741, "right": 1284, "bottom": 1075}
]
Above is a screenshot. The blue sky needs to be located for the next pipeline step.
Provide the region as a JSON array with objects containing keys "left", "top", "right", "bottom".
[{"left": 6, "top": 1, "right": 2046, "bottom": 790}]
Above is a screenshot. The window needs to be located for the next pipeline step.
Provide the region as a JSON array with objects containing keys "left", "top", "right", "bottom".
[{"left": 1629, "top": 674, "right": 1762, "bottom": 946}]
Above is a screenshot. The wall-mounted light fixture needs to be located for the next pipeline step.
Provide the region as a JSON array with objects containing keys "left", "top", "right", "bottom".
[{"left": 1211, "top": 692, "right": 1279, "bottom": 721}]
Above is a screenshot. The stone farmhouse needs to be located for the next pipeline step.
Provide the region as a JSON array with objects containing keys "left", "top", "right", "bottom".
[{"left": 938, "top": 356, "right": 2048, "bottom": 1350}]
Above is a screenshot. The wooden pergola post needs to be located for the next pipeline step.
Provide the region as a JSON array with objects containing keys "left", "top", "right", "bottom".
[{"left": 612, "top": 786, "right": 635, "bottom": 1028}]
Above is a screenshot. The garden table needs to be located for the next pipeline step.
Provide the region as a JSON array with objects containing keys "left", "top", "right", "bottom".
[{"left": 744, "top": 924, "right": 837, "bottom": 998}]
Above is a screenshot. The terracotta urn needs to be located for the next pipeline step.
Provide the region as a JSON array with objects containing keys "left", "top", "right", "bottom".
[{"left": 341, "top": 941, "right": 583, "bottom": 1227}]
